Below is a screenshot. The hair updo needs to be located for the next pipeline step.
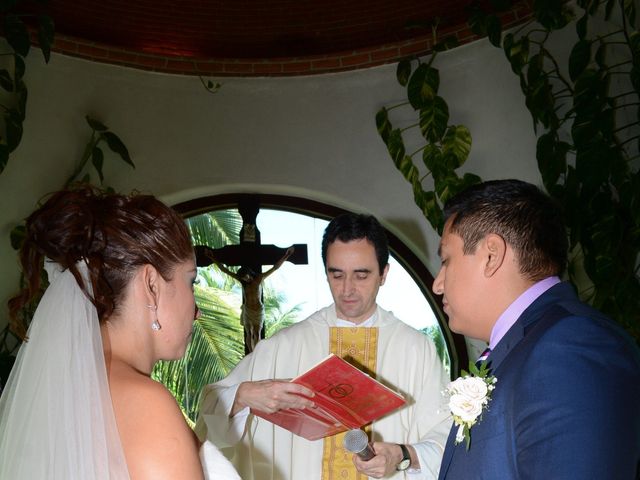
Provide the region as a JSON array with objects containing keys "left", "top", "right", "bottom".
[{"left": 9, "top": 185, "right": 193, "bottom": 337}]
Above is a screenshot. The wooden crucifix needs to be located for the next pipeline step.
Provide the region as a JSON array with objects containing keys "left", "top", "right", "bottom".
[{"left": 194, "top": 196, "right": 308, "bottom": 354}]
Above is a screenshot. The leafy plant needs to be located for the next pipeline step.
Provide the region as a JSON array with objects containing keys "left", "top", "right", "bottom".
[
  {"left": 379, "top": 1, "right": 639, "bottom": 343},
  {"left": 376, "top": 27, "right": 481, "bottom": 234},
  {"left": 468, "top": 0, "right": 639, "bottom": 342},
  {"left": 199, "top": 76, "right": 222, "bottom": 94},
  {"left": 0, "top": 0, "right": 54, "bottom": 174},
  {"left": 9, "top": 116, "right": 134, "bottom": 250},
  {"left": 66, "top": 116, "right": 134, "bottom": 185}
]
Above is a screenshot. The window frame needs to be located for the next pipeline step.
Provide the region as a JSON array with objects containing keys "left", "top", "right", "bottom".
[{"left": 173, "top": 193, "right": 468, "bottom": 378}]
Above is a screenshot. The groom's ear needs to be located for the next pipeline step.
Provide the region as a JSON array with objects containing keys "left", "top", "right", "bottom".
[{"left": 483, "top": 233, "right": 506, "bottom": 277}]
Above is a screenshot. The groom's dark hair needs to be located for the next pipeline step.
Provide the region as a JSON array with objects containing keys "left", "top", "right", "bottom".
[{"left": 444, "top": 179, "right": 568, "bottom": 281}]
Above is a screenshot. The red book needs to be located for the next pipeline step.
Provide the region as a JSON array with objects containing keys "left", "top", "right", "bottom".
[{"left": 251, "top": 354, "right": 406, "bottom": 440}]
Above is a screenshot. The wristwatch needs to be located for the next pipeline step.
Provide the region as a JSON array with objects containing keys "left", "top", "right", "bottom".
[{"left": 396, "top": 444, "right": 411, "bottom": 471}]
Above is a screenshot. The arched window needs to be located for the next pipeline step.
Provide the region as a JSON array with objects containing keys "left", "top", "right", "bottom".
[{"left": 156, "top": 194, "right": 467, "bottom": 422}]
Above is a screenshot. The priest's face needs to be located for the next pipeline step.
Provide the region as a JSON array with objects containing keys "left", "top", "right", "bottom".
[{"left": 325, "top": 238, "right": 389, "bottom": 324}]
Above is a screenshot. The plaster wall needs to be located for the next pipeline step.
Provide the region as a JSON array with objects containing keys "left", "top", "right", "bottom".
[{"left": 0, "top": 37, "right": 542, "bottom": 333}]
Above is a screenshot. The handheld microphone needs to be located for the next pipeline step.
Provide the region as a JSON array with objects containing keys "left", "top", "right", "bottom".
[{"left": 343, "top": 429, "right": 376, "bottom": 461}]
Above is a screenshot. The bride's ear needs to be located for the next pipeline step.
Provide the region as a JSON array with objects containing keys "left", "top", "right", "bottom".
[{"left": 140, "top": 264, "right": 161, "bottom": 304}]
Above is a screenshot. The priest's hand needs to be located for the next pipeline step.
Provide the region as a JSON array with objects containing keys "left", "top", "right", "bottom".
[
  {"left": 232, "top": 380, "right": 315, "bottom": 416},
  {"left": 352, "top": 442, "right": 405, "bottom": 479}
]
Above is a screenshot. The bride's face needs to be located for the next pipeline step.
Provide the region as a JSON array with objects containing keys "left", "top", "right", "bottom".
[{"left": 158, "top": 258, "right": 199, "bottom": 359}]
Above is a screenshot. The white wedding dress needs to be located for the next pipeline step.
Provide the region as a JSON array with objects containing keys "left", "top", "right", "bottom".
[
  {"left": 201, "top": 441, "right": 242, "bottom": 479},
  {"left": 0, "top": 260, "right": 240, "bottom": 479},
  {"left": 0, "top": 261, "right": 130, "bottom": 478}
]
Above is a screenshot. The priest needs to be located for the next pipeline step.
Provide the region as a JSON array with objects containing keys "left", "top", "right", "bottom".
[{"left": 196, "top": 213, "right": 451, "bottom": 480}]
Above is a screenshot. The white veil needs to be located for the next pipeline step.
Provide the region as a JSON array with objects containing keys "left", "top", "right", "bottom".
[{"left": 0, "top": 260, "right": 129, "bottom": 479}]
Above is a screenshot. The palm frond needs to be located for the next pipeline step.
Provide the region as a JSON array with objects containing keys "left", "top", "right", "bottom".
[
  {"left": 156, "top": 209, "right": 306, "bottom": 421},
  {"left": 152, "top": 284, "right": 243, "bottom": 422},
  {"left": 263, "top": 284, "right": 302, "bottom": 337},
  {"left": 187, "top": 210, "right": 242, "bottom": 248},
  {"left": 420, "top": 325, "right": 449, "bottom": 371}
]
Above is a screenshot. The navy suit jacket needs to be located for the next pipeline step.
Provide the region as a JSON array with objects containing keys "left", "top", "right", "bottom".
[{"left": 438, "top": 282, "right": 640, "bottom": 479}]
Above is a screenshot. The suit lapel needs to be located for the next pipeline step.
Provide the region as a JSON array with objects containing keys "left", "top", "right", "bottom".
[
  {"left": 438, "top": 283, "right": 578, "bottom": 479},
  {"left": 484, "top": 321, "right": 524, "bottom": 372},
  {"left": 484, "top": 282, "right": 576, "bottom": 373},
  {"left": 437, "top": 426, "right": 459, "bottom": 479}
]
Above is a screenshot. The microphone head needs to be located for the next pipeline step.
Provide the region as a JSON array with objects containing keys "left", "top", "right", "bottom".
[{"left": 343, "top": 429, "right": 368, "bottom": 453}]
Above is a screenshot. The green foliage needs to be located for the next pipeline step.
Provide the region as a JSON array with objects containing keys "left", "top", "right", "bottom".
[
  {"left": 153, "top": 209, "right": 302, "bottom": 422},
  {"left": 153, "top": 269, "right": 302, "bottom": 422},
  {"left": 467, "top": 1, "right": 640, "bottom": 342},
  {"left": 262, "top": 284, "right": 300, "bottom": 338},
  {"left": 152, "top": 284, "right": 244, "bottom": 422},
  {"left": 421, "top": 324, "right": 450, "bottom": 372},
  {"left": 0, "top": 0, "right": 54, "bottom": 174},
  {"left": 376, "top": 38, "right": 481, "bottom": 234},
  {"left": 187, "top": 210, "right": 242, "bottom": 252},
  {"left": 381, "top": 1, "right": 639, "bottom": 343},
  {"left": 8, "top": 116, "right": 135, "bottom": 252},
  {"left": 199, "top": 76, "right": 222, "bottom": 94},
  {"left": 65, "top": 116, "right": 134, "bottom": 186}
]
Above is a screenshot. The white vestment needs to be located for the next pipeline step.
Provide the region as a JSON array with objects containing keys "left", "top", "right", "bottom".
[{"left": 196, "top": 305, "right": 452, "bottom": 480}]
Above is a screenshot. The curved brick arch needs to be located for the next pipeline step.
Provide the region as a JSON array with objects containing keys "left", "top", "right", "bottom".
[{"left": 47, "top": 3, "right": 531, "bottom": 77}]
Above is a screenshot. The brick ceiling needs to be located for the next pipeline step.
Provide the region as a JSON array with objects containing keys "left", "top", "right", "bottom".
[
  {"left": 39, "top": 1, "right": 529, "bottom": 75},
  {"left": 48, "top": 0, "right": 474, "bottom": 58}
]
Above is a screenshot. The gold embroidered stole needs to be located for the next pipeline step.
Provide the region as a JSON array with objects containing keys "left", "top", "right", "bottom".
[{"left": 321, "top": 327, "right": 378, "bottom": 480}]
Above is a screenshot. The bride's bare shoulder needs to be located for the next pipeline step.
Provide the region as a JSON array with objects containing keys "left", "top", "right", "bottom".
[{"left": 110, "top": 368, "right": 204, "bottom": 480}]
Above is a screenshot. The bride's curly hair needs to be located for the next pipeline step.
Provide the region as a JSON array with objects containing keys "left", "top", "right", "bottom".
[{"left": 8, "top": 185, "right": 193, "bottom": 338}]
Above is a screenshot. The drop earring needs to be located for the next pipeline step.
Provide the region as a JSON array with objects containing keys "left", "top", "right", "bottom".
[{"left": 147, "top": 304, "right": 161, "bottom": 331}]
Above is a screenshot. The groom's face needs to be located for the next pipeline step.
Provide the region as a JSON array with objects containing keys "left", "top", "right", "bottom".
[{"left": 433, "top": 221, "right": 490, "bottom": 342}]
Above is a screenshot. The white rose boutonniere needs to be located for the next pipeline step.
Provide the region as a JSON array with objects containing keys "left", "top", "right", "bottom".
[{"left": 444, "top": 361, "right": 497, "bottom": 450}]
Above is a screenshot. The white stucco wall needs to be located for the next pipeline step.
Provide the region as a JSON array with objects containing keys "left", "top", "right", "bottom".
[{"left": 0, "top": 37, "right": 542, "bottom": 333}]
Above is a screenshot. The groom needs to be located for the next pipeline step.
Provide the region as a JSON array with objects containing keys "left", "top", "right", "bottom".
[{"left": 433, "top": 179, "right": 640, "bottom": 479}]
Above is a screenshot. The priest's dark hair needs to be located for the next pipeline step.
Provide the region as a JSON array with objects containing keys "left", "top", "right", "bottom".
[{"left": 321, "top": 212, "right": 389, "bottom": 274}]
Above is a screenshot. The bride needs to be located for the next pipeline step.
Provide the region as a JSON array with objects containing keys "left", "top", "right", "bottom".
[{"left": 0, "top": 186, "right": 240, "bottom": 479}]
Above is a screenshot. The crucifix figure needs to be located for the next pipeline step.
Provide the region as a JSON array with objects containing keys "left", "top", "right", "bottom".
[{"left": 195, "top": 196, "right": 308, "bottom": 354}]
